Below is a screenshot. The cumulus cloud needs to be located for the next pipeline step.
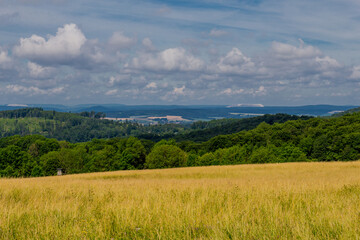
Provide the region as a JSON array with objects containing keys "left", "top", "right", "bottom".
[
  {"left": 108, "top": 32, "right": 137, "bottom": 49},
  {"left": 27, "top": 61, "right": 54, "bottom": 78},
  {"left": 161, "top": 85, "right": 188, "bottom": 101},
  {"left": 263, "top": 40, "right": 343, "bottom": 81},
  {"left": 315, "top": 56, "right": 341, "bottom": 70},
  {"left": 6, "top": 84, "right": 64, "bottom": 95},
  {"left": 215, "top": 48, "right": 256, "bottom": 75},
  {"left": 211, "top": 41, "right": 342, "bottom": 86},
  {"left": 253, "top": 86, "right": 266, "bottom": 96},
  {"left": 2, "top": 27, "right": 357, "bottom": 104},
  {"left": 173, "top": 85, "right": 185, "bottom": 95},
  {"left": 270, "top": 40, "right": 322, "bottom": 60},
  {"left": 13, "top": 23, "right": 86, "bottom": 65},
  {"left": 129, "top": 48, "right": 204, "bottom": 72},
  {"left": 145, "top": 82, "right": 157, "bottom": 89},
  {"left": 142, "top": 38, "right": 155, "bottom": 51},
  {"left": 13, "top": 24, "right": 117, "bottom": 69},
  {"left": 0, "top": 48, "right": 12, "bottom": 68},
  {"left": 350, "top": 65, "right": 360, "bottom": 79},
  {"left": 219, "top": 86, "right": 266, "bottom": 96},
  {"left": 220, "top": 88, "right": 245, "bottom": 95}
]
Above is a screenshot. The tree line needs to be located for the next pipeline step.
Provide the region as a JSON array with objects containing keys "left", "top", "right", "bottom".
[
  {"left": 0, "top": 108, "right": 309, "bottom": 143},
  {"left": 1, "top": 111, "right": 360, "bottom": 177}
]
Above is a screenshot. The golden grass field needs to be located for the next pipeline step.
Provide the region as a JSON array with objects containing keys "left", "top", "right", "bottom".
[{"left": 0, "top": 161, "right": 360, "bottom": 239}]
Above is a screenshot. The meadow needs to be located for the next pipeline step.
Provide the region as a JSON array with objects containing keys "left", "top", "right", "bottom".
[{"left": 0, "top": 161, "right": 359, "bottom": 239}]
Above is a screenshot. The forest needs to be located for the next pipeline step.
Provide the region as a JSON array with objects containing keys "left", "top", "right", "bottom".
[
  {"left": 0, "top": 108, "right": 360, "bottom": 177},
  {"left": 0, "top": 108, "right": 310, "bottom": 142}
]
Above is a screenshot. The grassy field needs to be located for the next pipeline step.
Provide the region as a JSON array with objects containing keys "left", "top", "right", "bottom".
[{"left": 0, "top": 162, "right": 360, "bottom": 239}]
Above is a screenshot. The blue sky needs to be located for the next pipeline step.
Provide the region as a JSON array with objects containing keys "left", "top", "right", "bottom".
[{"left": 0, "top": 0, "right": 360, "bottom": 105}]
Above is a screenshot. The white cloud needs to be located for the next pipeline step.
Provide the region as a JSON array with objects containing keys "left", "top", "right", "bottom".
[
  {"left": 129, "top": 47, "right": 204, "bottom": 72},
  {"left": 145, "top": 82, "right": 157, "bottom": 89},
  {"left": 173, "top": 85, "right": 185, "bottom": 95},
  {"left": 108, "top": 32, "right": 137, "bottom": 49},
  {"left": 253, "top": 85, "right": 266, "bottom": 96},
  {"left": 330, "top": 92, "right": 350, "bottom": 97},
  {"left": 262, "top": 40, "right": 344, "bottom": 82},
  {"left": 220, "top": 88, "right": 245, "bottom": 95},
  {"left": 315, "top": 56, "right": 340, "bottom": 69},
  {"left": 27, "top": 61, "right": 54, "bottom": 78},
  {"left": 314, "top": 56, "right": 342, "bottom": 77},
  {"left": 142, "top": 38, "right": 155, "bottom": 51},
  {"left": 105, "top": 89, "right": 118, "bottom": 96},
  {"left": 350, "top": 65, "right": 360, "bottom": 79},
  {"left": 270, "top": 40, "right": 322, "bottom": 60},
  {"left": 108, "top": 75, "right": 130, "bottom": 86},
  {"left": 216, "top": 48, "right": 256, "bottom": 75},
  {"left": 13, "top": 23, "right": 86, "bottom": 65},
  {"left": 161, "top": 85, "right": 188, "bottom": 101},
  {"left": 6, "top": 84, "right": 64, "bottom": 95},
  {"left": 209, "top": 29, "right": 228, "bottom": 37},
  {"left": 229, "top": 104, "right": 265, "bottom": 107},
  {"left": 219, "top": 86, "right": 266, "bottom": 96},
  {"left": 0, "top": 48, "right": 12, "bottom": 68}
]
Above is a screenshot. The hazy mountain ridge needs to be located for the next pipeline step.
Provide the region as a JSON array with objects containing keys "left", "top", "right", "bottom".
[{"left": 0, "top": 104, "right": 356, "bottom": 121}]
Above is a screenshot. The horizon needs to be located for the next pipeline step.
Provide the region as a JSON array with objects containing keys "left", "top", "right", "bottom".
[
  {"left": 1, "top": 1, "right": 360, "bottom": 105},
  {"left": 2, "top": 103, "right": 358, "bottom": 108}
]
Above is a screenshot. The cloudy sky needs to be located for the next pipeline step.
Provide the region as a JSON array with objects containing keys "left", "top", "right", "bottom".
[{"left": 1, "top": 0, "right": 360, "bottom": 106}]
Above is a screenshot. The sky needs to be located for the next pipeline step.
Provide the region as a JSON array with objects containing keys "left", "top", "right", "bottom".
[{"left": 0, "top": 0, "right": 360, "bottom": 106}]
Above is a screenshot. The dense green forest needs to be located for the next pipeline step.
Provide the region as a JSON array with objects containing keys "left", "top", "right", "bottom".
[
  {"left": 1, "top": 108, "right": 360, "bottom": 178},
  {"left": 0, "top": 108, "right": 309, "bottom": 142},
  {"left": 0, "top": 108, "right": 184, "bottom": 142},
  {"left": 168, "top": 114, "right": 312, "bottom": 142}
]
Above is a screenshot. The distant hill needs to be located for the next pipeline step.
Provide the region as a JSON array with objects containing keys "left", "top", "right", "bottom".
[
  {"left": 0, "top": 108, "right": 149, "bottom": 142},
  {"left": 174, "top": 114, "right": 313, "bottom": 142},
  {"left": 0, "top": 108, "right": 312, "bottom": 143},
  {"left": 331, "top": 107, "right": 360, "bottom": 117},
  {"left": 133, "top": 114, "right": 313, "bottom": 142},
  {"left": 1, "top": 104, "right": 357, "bottom": 121}
]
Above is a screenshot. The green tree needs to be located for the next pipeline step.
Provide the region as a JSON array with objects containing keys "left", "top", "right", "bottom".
[
  {"left": 145, "top": 145, "right": 187, "bottom": 169},
  {"left": 40, "top": 151, "right": 61, "bottom": 176},
  {"left": 249, "top": 146, "right": 278, "bottom": 164},
  {"left": 195, "top": 152, "right": 216, "bottom": 166}
]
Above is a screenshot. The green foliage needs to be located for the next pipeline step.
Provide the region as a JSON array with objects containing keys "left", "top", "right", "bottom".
[
  {"left": 249, "top": 146, "right": 278, "bottom": 164},
  {"left": 153, "top": 139, "right": 177, "bottom": 147},
  {"left": 186, "top": 153, "right": 199, "bottom": 166},
  {"left": 2, "top": 111, "right": 360, "bottom": 178},
  {"left": 277, "top": 144, "right": 308, "bottom": 162},
  {"left": 145, "top": 145, "right": 187, "bottom": 169},
  {"left": 0, "top": 108, "right": 184, "bottom": 142},
  {"left": 40, "top": 151, "right": 61, "bottom": 176},
  {"left": 0, "top": 145, "right": 34, "bottom": 177},
  {"left": 31, "top": 165, "right": 44, "bottom": 177},
  {"left": 0, "top": 109, "right": 312, "bottom": 143},
  {"left": 169, "top": 113, "right": 313, "bottom": 142}
]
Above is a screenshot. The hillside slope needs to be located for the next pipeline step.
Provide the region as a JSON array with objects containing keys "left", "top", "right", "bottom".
[
  {"left": 0, "top": 162, "right": 359, "bottom": 239},
  {"left": 0, "top": 108, "right": 309, "bottom": 142}
]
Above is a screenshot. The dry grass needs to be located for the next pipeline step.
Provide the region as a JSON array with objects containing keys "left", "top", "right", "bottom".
[{"left": 0, "top": 161, "right": 360, "bottom": 239}]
